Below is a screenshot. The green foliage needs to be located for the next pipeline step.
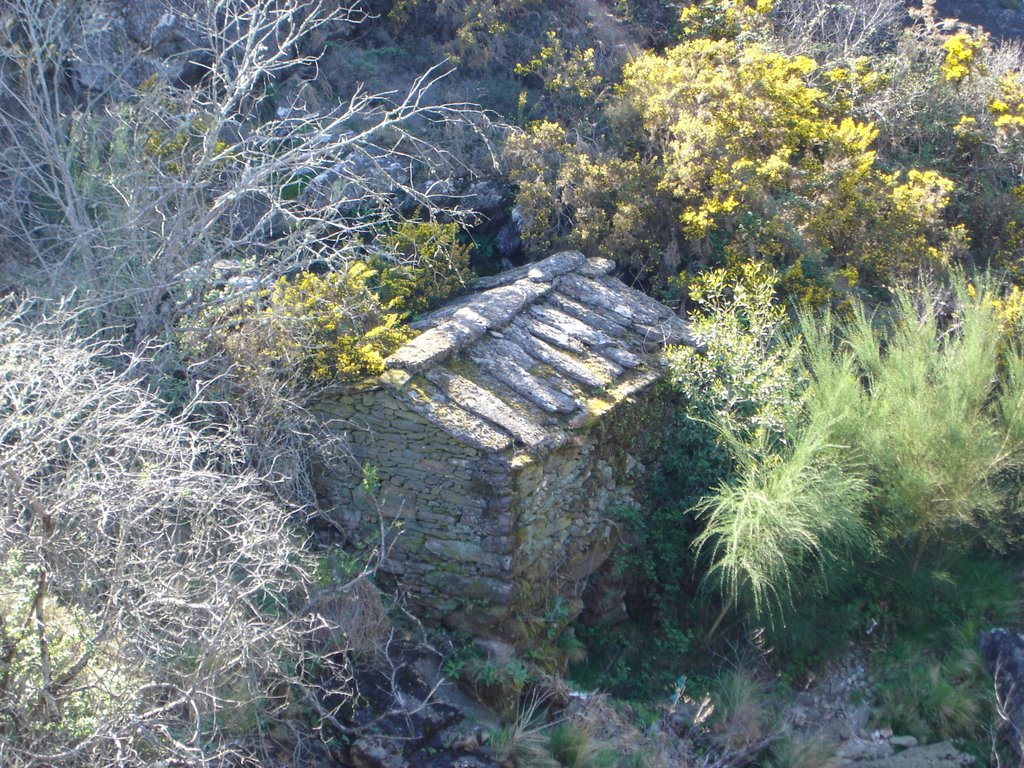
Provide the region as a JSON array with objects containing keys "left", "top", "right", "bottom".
[
  {"left": 802, "top": 275, "right": 1024, "bottom": 562},
  {"left": 708, "top": 668, "right": 776, "bottom": 755},
  {"left": 693, "top": 421, "right": 868, "bottom": 626},
  {"left": 507, "top": 11, "right": 960, "bottom": 291},
  {"left": 488, "top": 696, "right": 559, "bottom": 768},
  {"left": 872, "top": 633, "right": 991, "bottom": 743},
  {"left": 447, "top": 642, "right": 534, "bottom": 713},
  {"left": 764, "top": 733, "right": 837, "bottom": 768},
  {"left": 571, "top": 619, "right": 693, "bottom": 702},
  {"left": 862, "top": 554, "right": 1016, "bottom": 748},
  {"left": 616, "top": 414, "right": 728, "bottom": 605},
  {"left": 662, "top": 266, "right": 1024, "bottom": 652},
  {"left": 388, "top": 0, "right": 547, "bottom": 71},
  {"left": 0, "top": 551, "right": 133, "bottom": 744},
  {"left": 671, "top": 262, "right": 804, "bottom": 440},
  {"left": 186, "top": 218, "right": 470, "bottom": 387},
  {"left": 547, "top": 721, "right": 619, "bottom": 768},
  {"left": 377, "top": 218, "right": 474, "bottom": 317}
]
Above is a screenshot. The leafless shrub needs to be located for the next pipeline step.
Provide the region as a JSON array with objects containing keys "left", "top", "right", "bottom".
[
  {"left": 0, "top": 305, "right": 386, "bottom": 766},
  {"left": 310, "top": 573, "right": 392, "bottom": 663},
  {"left": 769, "top": 0, "right": 906, "bottom": 60},
  {"left": 0, "top": 0, "right": 495, "bottom": 347}
]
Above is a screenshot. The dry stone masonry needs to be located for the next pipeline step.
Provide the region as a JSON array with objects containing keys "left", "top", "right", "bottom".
[{"left": 313, "top": 252, "right": 696, "bottom": 645}]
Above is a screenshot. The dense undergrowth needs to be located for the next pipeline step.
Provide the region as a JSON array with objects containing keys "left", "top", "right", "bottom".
[{"left": 5, "top": 0, "right": 1024, "bottom": 765}]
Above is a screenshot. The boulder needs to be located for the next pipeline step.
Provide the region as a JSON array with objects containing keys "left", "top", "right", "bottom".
[
  {"left": 465, "top": 180, "right": 506, "bottom": 216},
  {"left": 935, "top": 0, "right": 1024, "bottom": 40},
  {"left": 492, "top": 218, "right": 523, "bottom": 263},
  {"left": 350, "top": 736, "right": 408, "bottom": 768}
]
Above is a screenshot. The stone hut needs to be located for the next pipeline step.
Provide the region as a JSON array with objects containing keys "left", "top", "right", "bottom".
[{"left": 314, "top": 251, "right": 696, "bottom": 645}]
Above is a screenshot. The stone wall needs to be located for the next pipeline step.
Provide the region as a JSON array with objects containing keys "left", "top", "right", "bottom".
[
  {"left": 312, "top": 253, "right": 694, "bottom": 646},
  {"left": 313, "top": 388, "right": 515, "bottom": 622},
  {"left": 314, "top": 378, "right": 676, "bottom": 647},
  {"left": 503, "top": 384, "right": 676, "bottom": 645}
]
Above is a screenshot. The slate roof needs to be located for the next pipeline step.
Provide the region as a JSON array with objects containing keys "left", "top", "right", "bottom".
[{"left": 378, "top": 251, "right": 696, "bottom": 455}]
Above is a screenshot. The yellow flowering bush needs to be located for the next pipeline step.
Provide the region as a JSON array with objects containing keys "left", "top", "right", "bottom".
[
  {"left": 989, "top": 73, "right": 1024, "bottom": 135},
  {"left": 196, "top": 264, "right": 411, "bottom": 384},
  {"left": 515, "top": 31, "right": 602, "bottom": 100},
  {"left": 941, "top": 33, "right": 985, "bottom": 83},
  {"left": 187, "top": 221, "right": 470, "bottom": 385}
]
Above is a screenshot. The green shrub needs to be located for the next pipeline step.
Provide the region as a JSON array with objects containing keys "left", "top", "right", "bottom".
[
  {"left": 0, "top": 550, "right": 134, "bottom": 745},
  {"left": 872, "top": 631, "right": 992, "bottom": 743},
  {"left": 709, "top": 668, "right": 777, "bottom": 756},
  {"left": 665, "top": 266, "right": 1024, "bottom": 656},
  {"left": 802, "top": 275, "right": 1024, "bottom": 566},
  {"left": 765, "top": 733, "right": 838, "bottom": 768},
  {"left": 185, "top": 218, "right": 471, "bottom": 388},
  {"left": 693, "top": 421, "right": 868, "bottom": 628},
  {"left": 377, "top": 218, "right": 474, "bottom": 317}
]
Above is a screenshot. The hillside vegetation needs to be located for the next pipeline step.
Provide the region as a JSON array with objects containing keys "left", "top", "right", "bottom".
[{"left": 4, "top": 0, "right": 1024, "bottom": 765}]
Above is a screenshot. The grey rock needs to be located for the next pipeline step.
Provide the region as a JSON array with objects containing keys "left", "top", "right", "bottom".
[
  {"left": 466, "top": 179, "right": 506, "bottom": 215},
  {"left": 149, "top": 10, "right": 199, "bottom": 56},
  {"left": 850, "top": 741, "right": 973, "bottom": 767},
  {"left": 492, "top": 218, "right": 522, "bottom": 262},
  {"left": 424, "top": 367, "right": 553, "bottom": 449},
  {"left": 936, "top": 0, "right": 1024, "bottom": 41},
  {"left": 889, "top": 735, "right": 918, "bottom": 749},
  {"left": 350, "top": 736, "right": 408, "bottom": 768},
  {"left": 979, "top": 628, "right": 1024, "bottom": 759},
  {"left": 837, "top": 738, "right": 894, "bottom": 762},
  {"left": 74, "top": 3, "right": 126, "bottom": 92}
]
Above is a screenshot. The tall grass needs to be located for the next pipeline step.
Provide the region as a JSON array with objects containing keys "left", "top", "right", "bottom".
[
  {"left": 803, "top": 276, "right": 1024, "bottom": 564},
  {"left": 693, "top": 421, "right": 868, "bottom": 627},
  {"left": 689, "top": 270, "right": 1024, "bottom": 631}
]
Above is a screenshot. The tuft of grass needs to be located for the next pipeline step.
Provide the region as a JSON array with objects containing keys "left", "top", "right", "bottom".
[
  {"left": 489, "top": 695, "right": 559, "bottom": 768},
  {"left": 709, "top": 668, "right": 778, "bottom": 755},
  {"left": 547, "top": 720, "right": 618, "bottom": 768},
  {"left": 871, "top": 632, "right": 992, "bottom": 744},
  {"left": 765, "top": 733, "right": 839, "bottom": 768}
]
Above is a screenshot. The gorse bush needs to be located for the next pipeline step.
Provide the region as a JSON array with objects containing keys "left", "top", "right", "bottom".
[
  {"left": 506, "top": 0, "right": 962, "bottom": 294},
  {"left": 186, "top": 218, "right": 471, "bottom": 387},
  {"left": 671, "top": 262, "right": 804, "bottom": 441},
  {"left": 187, "top": 263, "right": 411, "bottom": 385}
]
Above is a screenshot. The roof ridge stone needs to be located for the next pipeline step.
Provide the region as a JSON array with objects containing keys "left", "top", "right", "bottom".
[{"left": 386, "top": 252, "right": 606, "bottom": 373}]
